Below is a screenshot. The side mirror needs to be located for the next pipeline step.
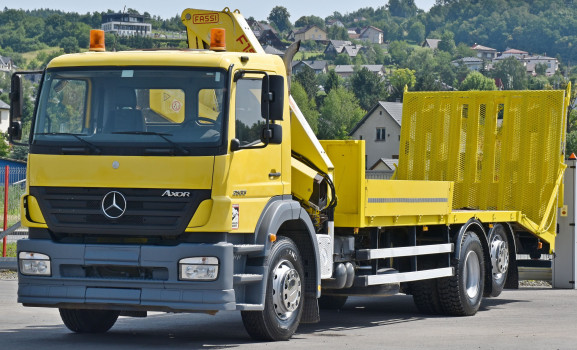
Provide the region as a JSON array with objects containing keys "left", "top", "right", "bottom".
[
  {"left": 9, "top": 74, "right": 24, "bottom": 141},
  {"left": 261, "top": 124, "right": 282, "bottom": 145},
  {"left": 261, "top": 75, "right": 285, "bottom": 121},
  {"left": 230, "top": 138, "right": 241, "bottom": 152}
]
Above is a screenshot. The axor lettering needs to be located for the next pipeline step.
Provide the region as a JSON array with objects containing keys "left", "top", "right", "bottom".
[{"left": 162, "top": 190, "right": 191, "bottom": 197}]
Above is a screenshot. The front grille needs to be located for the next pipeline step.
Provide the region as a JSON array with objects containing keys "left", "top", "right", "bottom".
[
  {"left": 60, "top": 264, "right": 169, "bottom": 281},
  {"left": 30, "top": 187, "right": 211, "bottom": 236}
]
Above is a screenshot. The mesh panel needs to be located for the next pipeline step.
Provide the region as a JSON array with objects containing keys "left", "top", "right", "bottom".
[{"left": 397, "top": 90, "right": 567, "bottom": 228}]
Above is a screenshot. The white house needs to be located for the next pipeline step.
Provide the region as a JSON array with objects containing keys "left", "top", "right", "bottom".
[
  {"left": 292, "top": 60, "right": 329, "bottom": 75},
  {"left": 0, "top": 56, "right": 14, "bottom": 72},
  {"left": 360, "top": 26, "right": 384, "bottom": 44},
  {"left": 334, "top": 65, "right": 384, "bottom": 78},
  {"left": 370, "top": 158, "right": 398, "bottom": 171},
  {"left": 500, "top": 48, "right": 528, "bottom": 59},
  {"left": 349, "top": 101, "right": 403, "bottom": 169},
  {"left": 472, "top": 44, "right": 497, "bottom": 60},
  {"left": 452, "top": 57, "right": 484, "bottom": 71},
  {"left": 524, "top": 55, "right": 559, "bottom": 76},
  {"left": 422, "top": 38, "right": 441, "bottom": 50},
  {"left": 0, "top": 100, "right": 10, "bottom": 133},
  {"left": 101, "top": 13, "right": 152, "bottom": 37}
]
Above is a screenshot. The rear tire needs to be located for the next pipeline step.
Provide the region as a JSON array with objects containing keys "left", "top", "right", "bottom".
[
  {"left": 318, "top": 294, "right": 348, "bottom": 310},
  {"left": 487, "top": 224, "right": 509, "bottom": 297},
  {"left": 438, "top": 232, "right": 485, "bottom": 316},
  {"left": 241, "top": 237, "right": 304, "bottom": 341},
  {"left": 59, "top": 308, "right": 120, "bottom": 333},
  {"left": 410, "top": 258, "right": 443, "bottom": 315}
]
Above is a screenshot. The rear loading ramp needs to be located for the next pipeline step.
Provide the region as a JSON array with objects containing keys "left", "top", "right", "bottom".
[{"left": 396, "top": 89, "right": 569, "bottom": 248}]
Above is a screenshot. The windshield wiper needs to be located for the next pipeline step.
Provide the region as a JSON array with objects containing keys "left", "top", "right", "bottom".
[
  {"left": 112, "top": 131, "right": 190, "bottom": 155},
  {"left": 35, "top": 132, "right": 101, "bottom": 154}
]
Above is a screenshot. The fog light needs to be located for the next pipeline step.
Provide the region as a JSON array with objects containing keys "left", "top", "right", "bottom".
[
  {"left": 179, "top": 257, "right": 219, "bottom": 281},
  {"left": 19, "top": 252, "right": 51, "bottom": 276}
]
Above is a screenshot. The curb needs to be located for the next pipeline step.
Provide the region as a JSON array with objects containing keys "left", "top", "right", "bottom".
[{"left": 0, "top": 257, "right": 17, "bottom": 271}]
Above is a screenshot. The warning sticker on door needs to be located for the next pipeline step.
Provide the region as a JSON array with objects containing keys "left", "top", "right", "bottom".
[
  {"left": 232, "top": 204, "right": 239, "bottom": 230},
  {"left": 171, "top": 100, "right": 182, "bottom": 112}
]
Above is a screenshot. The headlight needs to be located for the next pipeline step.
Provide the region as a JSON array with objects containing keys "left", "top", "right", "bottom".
[
  {"left": 19, "top": 252, "right": 51, "bottom": 276},
  {"left": 179, "top": 257, "right": 219, "bottom": 281}
]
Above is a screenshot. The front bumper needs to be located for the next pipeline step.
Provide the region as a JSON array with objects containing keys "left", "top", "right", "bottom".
[{"left": 17, "top": 239, "right": 236, "bottom": 313}]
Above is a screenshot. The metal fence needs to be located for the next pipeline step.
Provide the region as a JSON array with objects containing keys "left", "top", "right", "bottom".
[
  {"left": 365, "top": 170, "right": 395, "bottom": 180},
  {"left": 1, "top": 166, "right": 28, "bottom": 255}
]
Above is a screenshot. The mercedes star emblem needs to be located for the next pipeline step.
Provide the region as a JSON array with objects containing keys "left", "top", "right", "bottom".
[{"left": 101, "top": 191, "right": 127, "bottom": 219}]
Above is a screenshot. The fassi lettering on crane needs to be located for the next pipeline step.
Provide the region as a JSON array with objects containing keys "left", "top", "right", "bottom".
[{"left": 193, "top": 13, "right": 219, "bottom": 24}]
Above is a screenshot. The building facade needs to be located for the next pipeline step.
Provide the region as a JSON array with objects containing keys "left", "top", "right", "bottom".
[
  {"left": 101, "top": 13, "right": 152, "bottom": 37},
  {"left": 349, "top": 101, "right": 403, "bottom": 169}
]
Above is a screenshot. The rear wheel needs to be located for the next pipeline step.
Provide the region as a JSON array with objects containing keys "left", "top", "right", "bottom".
[
  {"left": 241, "top": 237, "right": 304, "bottom": 341},
  {"left": 410, "top": 258, "right": 443, "bottom": 315},
  {"left": 59, "top": 308, "right": 120, "bottom": 333},
  {"left": 487, "top": 224, "right": 509, "bottom": 297},
  {"left": 438, "top": 232, "right": 485, "bottom": 316}
]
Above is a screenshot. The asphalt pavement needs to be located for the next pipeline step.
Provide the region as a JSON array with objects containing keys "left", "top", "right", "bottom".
[{"left": 1, "top": 279, "right": 576, "bottom": 349}]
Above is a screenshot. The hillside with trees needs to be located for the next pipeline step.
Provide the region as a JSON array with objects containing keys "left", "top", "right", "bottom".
[{"left": 1, "top": 0, "right": 577, "bottom": 158}]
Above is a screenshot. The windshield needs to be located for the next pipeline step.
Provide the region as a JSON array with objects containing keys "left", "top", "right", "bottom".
[{"left": 31, "top": 67, "right": 227, "bottom": 156}]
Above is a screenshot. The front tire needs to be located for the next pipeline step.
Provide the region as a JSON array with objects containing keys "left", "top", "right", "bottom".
[
  {"left": 438, "top": 232, "right": 485, "bottom": 316},
  {"left": 59, "top": 308, "right": 120, "bottom": 333},
  {"left": 241, "top": 237, "right": 304, "bottom": 341}
]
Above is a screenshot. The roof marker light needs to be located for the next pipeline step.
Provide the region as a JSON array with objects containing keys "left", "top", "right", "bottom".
[
  {"left": 210, "top": 28, "right": 226, "bottom": 51},
  {"left": 89, "top": 29, "right": 106, "bottom": 52}
]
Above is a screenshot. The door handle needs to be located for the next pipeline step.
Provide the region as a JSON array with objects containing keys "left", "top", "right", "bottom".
[{"left": 269, "top": 172, "right": 281, "bottom": 178}]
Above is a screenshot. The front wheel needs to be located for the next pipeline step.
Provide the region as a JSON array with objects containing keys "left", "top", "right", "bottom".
[
  {"left": 241, "top": 237, "right": 304, "bottom": 341},
  {"left": 59, "top": 308, "right": 120, "bottom": 333},
  {"left": 438, "top": 231, "right": 485, "bottom": 316}
]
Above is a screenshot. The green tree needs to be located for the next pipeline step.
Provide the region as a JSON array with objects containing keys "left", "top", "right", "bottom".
[
  {"left": 388, "top": 0, "right": 418, "bottom": 18},
  {"left": 438, "top": 30, "right": 456, "bottom": 56},
  {"left": 492, "top": 57, "right": 528, "bottom": 90},
  {"left": 324, "top": 69, "right": 343, "bottom": 95},
  {"left": 388, "top": 40, "right": 410, "bottom": 65},
  {"left": 318, "top": 87, "right": 365, "bottom": 140},
  {"left": 60, "top": 37, "right": 79, "bottom": 54},
  {"left": 294, "top": 65, "right": 318, "bottom": 101},
  {"left": 327, "top": 26, "right": 348, "bottom": 40},
  {"left": 459, "top": 71, "right": 497, "bottom": 90},
  {"left": 389, "top": 68, "right": 416, "bottom": 101},
  {"left": 291, "top": 81, "right": 319, "bottom": 133},
  {"left": 0, "top": 134, "right": 9, "bottom": 157},
  {"left": 535, "top": 63, "right": 548, "bottom": 76},
  {"left": 294, "top": 15, "right": 325, "bottom": 29},
  {"left": 350, "top": 67, "right": 388, "bottom": 111},
  {"left": 454, "top": 43, "right": 476, "bottom": 59},
  {"left": 408, "top": 21, "right": 425, "bottom": 43},
  {"left": 267, "top": 6, "right": 292, "bottom": 33},
  {"left": 334, "top": 53, "right": 352, "bottom": 65},
  {"left": 528, "top": 76, "right": 550, "bottom": 90}
]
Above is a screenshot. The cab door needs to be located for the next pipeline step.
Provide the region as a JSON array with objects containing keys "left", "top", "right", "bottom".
[{"left": 224, "top": 75, "right": 285, "bottom": 232}]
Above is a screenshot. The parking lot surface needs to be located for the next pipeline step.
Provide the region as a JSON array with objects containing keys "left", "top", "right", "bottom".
[{"left": 1, "top": 279, "right": 576, "bottom": 349}]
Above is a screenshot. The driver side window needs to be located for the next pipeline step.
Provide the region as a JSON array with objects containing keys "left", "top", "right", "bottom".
[
  {"left": 43, "top": 79, "right": 87, "bottom": 133},
  {"left": 235, "top": 78, "right": 264, "bottom": 145}
]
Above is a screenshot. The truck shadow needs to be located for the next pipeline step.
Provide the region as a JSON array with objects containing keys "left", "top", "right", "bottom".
[
  {"left": 297, "top": 293, "right": 525, "bottom": 337},
  {"left": 2, "top": 294, "right": 527, "bottom": 349}
]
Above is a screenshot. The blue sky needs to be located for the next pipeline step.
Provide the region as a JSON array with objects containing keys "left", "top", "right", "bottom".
[{"left": 8, "top": 1, "right": 436, "bottom": 21}]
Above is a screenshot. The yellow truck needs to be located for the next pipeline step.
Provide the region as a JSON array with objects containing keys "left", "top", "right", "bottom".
[{"left": 8, "top": 7, "right": 570, "bottom": 341}]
